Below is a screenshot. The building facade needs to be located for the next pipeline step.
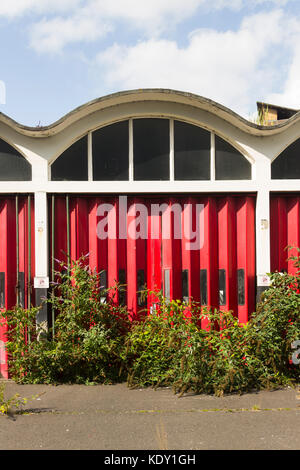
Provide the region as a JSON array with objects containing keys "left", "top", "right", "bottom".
[{"left": 0, "top": 89, "right": 300, "bottom": 378}]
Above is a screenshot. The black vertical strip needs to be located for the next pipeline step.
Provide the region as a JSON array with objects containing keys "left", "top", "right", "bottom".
[
  {"left": 200, "top": 269, "right": 207, "bottom": 305},
  {"left": 219, "top": 269, "right": 226, "bottom": 306},
  {"left": 182, "top": 269, "right": 189, "bottom": 303},
  {"left": 237, "top": 269, "right": 245, "bottom": 305},
  {"left": 18, "top": 272, "right": 25, "bottom": 308},
  {"left": 118, "top": 269, "right": 127, "bottom": 306},
  {"left": 0, "top": 273, "right": 5, "bottom": 309},
  {"left": 100, "top": 270, "right": 107, "bottom": 303},
  {"left": 137, "top": 269, "right": 146, "bottom": 307}
]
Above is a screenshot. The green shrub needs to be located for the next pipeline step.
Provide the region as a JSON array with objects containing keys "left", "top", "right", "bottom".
[
  {"left": 123, "top": 256, "right": 300, "bottom": 395},
  {"left": 1, "top": 251, "right": 299, "bottom": 394},
  {"left": 122, "top": 297, "right": 197, "bottom": 388},
  {"left": 122, "top": 300, "right": 260, "bottom": 395},
  {"left": 1, "top": 256, "right": 130, "bottom": 384}
]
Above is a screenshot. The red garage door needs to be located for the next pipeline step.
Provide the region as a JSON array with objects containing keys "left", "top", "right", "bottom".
[
  {"left": 0, "top": 195, "right": 35, "bottom": 379},
  {"left": 271, "top": 194, "right": 300, "bottom": 275},
  {"left": 49, "top": 194, "right": 256, "bottom": 324}
]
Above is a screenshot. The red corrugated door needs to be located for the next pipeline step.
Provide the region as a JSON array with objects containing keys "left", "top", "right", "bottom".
[
  {"left": 0, "top": 195, "right": 35, "bottom": 379},
  {"left": 271, "top": 194, "right": 300, "bottom": 275},
  {"left": 49, "top": 194, "right": 256, "bottom": 324}
]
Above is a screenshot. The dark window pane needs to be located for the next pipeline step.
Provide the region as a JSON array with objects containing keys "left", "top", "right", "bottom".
[
  {"left": 272, "top": 138, "right": 300, "bottom": 179},
  {"left": 100, "top": 270, "right": 107, "bottom": 303},
  {"left": 0, "top": 272, "right": 5, "bottom": 308},
  {"left": 51, "top": 136, "right": 88, "bottom": 181},
  {"left": 18, "top": 272, "right": 25, "bottom": 308},
  {"left": 237, "top": 269, "right": 245, "bottom": 306},
  {"left": 0, "top": 139, "right": 31, "bottom": 181},
  {"left": 134, "top": 119, "right": 169, "bottom": 180},
  {"left": 100, "top": 270, "right": 107, "bottom": 289},
  {"left": 182, "top": 269, "right": 189, "bottom": 303},
  {"left": 119, "top": 269, "right": 127, "bottom": 306},
  {"left": 174, "top": 121, "right": 210, "bottom": 180},
  {"left": 219, "top": 269, "right": 226, "bottom": 305},
  {"left": 200, "top": 269, "right": 207, "bottom": 305},
  {"left": 93, "top": 121, "right": 129, "bottom": 181},
  {"left": 137, "top": 269, "right": 146, "bottom": 307},
  {"left": 215, "top": 136, "right": 251, "bottom": 180}
]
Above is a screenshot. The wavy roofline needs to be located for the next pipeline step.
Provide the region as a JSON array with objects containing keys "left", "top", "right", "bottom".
[{"left": 0, "top": 88, "right": 299, "bottom": 138}]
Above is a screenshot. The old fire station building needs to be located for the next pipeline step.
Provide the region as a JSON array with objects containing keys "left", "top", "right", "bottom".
[{"left": 0, "top": 89, "right": 299, "bottom": 377}]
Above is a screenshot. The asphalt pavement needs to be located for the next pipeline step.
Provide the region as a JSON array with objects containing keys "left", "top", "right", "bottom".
[{"left": 0, "top": 380, "right": 299, "bottom": 451}]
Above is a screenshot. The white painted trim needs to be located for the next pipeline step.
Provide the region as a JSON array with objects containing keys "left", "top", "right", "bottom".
[
  {"left": 256, "top": 189, "right": 271, "bottom": 283},
  {"left": 0, "top": 179, "right": 255, "bottom": 194},
  {"left": 34, "top": 191, "right": 48, "bottom": 280}
]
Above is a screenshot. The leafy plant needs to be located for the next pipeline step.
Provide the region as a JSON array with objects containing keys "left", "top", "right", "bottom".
[
  {"left": 0, "top": 250, "right": 299, "bottom": 395},
  {"left": 1, "top": 256, "right": 130, "bottom": 384},
  {"left": 0, "top": 383, "right": 41, "bottom": 416},
  {"left": 123, "top": 258, "right": 300, "bottom": 395}
]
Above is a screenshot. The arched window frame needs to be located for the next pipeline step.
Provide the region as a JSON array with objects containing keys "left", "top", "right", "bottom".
[
  {"left": 49, "top": 133, "right": 90, "bottom": 181},
  {"left": 271, "top": 137, "right": 300, "bottom": 180},
  {"left": 0, "top": 136, "right": 32, "bottom": 181},
  {"left": 212, "top": 132, "right": 254, "bottom": 181},
  {"left": 49, "top": 117, "right": 254, "bottom": 183}
]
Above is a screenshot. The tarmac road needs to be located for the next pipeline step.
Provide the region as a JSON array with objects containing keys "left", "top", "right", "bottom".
[{"left": 0, "top": 380, "right": 299, "bottom": 451}]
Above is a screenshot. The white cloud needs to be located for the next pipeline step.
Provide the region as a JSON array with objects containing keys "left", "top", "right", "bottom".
[
  {"left": 0, "top": 0, "right": 294, "bottom": 18},
  {"left": 29, "top": 0, "right": 203, "bottom": 53},
  {"left": 1, "top": 0, "right": 299, "bottom": 114},
  {"left": 0, "top": 0, "right": 82, "bottom": 18},
  {"left": 265, "top": 49, "right": 300, "bottom": 109},
  {"left": 18, "top": 0, "right": 298, "bottom": 53},
  {"left": 96, "top": 10, "right": 290, "bottom": 116},
  {"left": 30, "top": 13, "right": 112, "bottom": 54}
]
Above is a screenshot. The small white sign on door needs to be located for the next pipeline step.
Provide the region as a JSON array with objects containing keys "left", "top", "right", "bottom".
[
  {"left": 34, "top": 277, "right": 50, "bottom": 289},
  {"left": 257, "top": 274, "right": 270, "bottom": 287}
]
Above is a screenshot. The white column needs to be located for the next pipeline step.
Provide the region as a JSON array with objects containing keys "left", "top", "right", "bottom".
[
  {"left": 34, "top": 191, "right": 49, "bottom": 281},
  {"left": 256, "top": 189, "right": 271, "bottom": 294},
  {"left": 34, "top": 191, "right": 49, "bottom": 330}
]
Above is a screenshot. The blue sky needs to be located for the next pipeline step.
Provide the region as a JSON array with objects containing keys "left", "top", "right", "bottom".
[{"left": 0, "top": 0, "right": 300, "bottom": 126}]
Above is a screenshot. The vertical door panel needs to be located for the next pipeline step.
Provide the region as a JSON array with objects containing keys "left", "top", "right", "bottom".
[
  {"left": 217, "top": 197, "right": 237, "bottom": 314},
  {"left": 200, "top": 197, "right": 218, "bottom": 329},
  {"left": 270, "top": 194, "right": 300, "bottom": 275},
  {"left": 0, "top": 196, "right": 34, "bottom": 379},
  {"left": 236, "top": 197, "right": 256, "bottom": 322}
]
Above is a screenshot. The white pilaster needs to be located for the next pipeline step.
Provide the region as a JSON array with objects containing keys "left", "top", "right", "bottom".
[
  {"left": 34, "top": 191, "right": 49, "bottom": 286},
  {"left": 256, "top": 189, "right": 271, "bottom": 289}
]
